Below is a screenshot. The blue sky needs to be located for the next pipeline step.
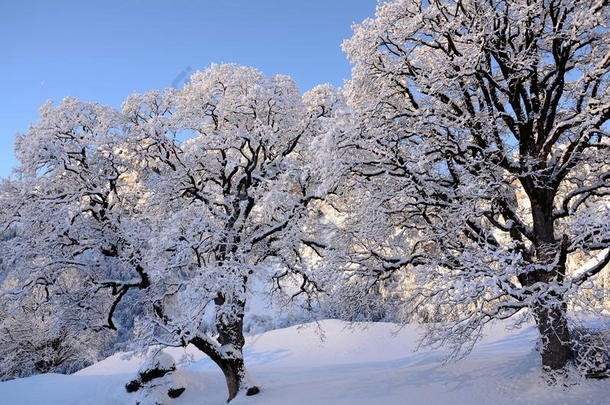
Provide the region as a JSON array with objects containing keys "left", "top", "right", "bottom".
[{"left": 0, "top": 0, "right": 377, "bottom": 177}]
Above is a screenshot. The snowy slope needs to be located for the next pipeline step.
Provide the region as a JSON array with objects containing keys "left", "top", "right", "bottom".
[{"left": 1, "top": 320, "right": 608, "bottom": 405}]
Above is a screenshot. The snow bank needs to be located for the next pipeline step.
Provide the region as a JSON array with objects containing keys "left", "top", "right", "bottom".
[{"left": 0, "top": 320, "right": 608, "bottom": 405}]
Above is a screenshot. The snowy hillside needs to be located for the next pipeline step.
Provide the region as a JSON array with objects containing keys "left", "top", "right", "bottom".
[{"left": 0, "top": 320, "right": 608, "bottom": 405}]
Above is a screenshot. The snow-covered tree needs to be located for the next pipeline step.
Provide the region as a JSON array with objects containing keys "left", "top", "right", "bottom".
[
  {"left": 340, "top": 0, "right": 610, "bottom": 374},
  {"left": 0, "top": 179, "right": 110, "bottom": 381},
  {"left": 2, "top": 65, "right": 338, "bottom": 401},
  {"left": 5, "top": 97, "right": 151, "bottom": 334},
  {"left": 122, "top": 65, "right": 338, "bottom": 400}
]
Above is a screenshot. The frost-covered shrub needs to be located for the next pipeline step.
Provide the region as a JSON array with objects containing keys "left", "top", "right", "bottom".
[
  {"left": 572, "top": 327, "right": 610, "bottom": 379},
  {"left": 0, "top": 307, "right": 103, "bottom": 381}
]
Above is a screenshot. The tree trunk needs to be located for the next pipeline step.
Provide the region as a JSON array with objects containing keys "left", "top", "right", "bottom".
[
  {"left": 217, "top": 356, "right": 247, "bottom": 401},
  {"left": 191, "top": 329, "right": 257, "bottom": 402},
  {"left": 534, "top": 299, "right": 573, "bottom": 371},
  {"left": 190, "top": 292, "right": 259, "bottom": 402},
  {"left": 527, "top": 196, "right": 573, "bottom": 372}
]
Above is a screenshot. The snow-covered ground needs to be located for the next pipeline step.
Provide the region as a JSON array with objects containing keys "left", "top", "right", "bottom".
[{"left": 0, "top": 320, "right": 608, "bottom": 405}]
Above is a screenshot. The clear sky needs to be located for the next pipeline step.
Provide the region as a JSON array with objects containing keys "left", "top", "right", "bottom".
[{"left": 0, "top": 0, "right": 377, "bottom": 178}]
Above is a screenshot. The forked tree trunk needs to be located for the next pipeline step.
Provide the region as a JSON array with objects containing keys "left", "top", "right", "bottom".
[
  {"left": 215, "top": 292, "right": 249, "bottom": 402},
  {"left": 191, "top": 336, "right": 251, "bottom": 402},
  {"left": 190, "top": 292, "right": 259, "bottom": 402}
]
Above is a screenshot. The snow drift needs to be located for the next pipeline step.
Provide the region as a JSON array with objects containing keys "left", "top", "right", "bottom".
[{"left": 0, "top": 319, "right": 608, "bottom": 405}]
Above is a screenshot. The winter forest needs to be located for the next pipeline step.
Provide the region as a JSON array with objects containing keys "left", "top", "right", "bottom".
[{"left": 1, "top": 0, "right": 610, "bottom": 404}]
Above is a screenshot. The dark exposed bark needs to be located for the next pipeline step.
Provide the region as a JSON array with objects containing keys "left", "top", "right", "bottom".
[
  {"left": 217, "top": 357, "right": 248, "bottom": 402},
  {"left": 523, "top": 191, "right": 573, "bottom": 371},
  {"left": 190, "top": 294, "right": 259, "bottom": 402},
  {"left": 190, "top": 334, "right": 252, "bottom": 402},
  {"left": 534, "top": 303, "right": 573, "bottom": 371}
]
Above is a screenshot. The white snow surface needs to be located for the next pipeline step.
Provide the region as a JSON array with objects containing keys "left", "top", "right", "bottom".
[
  {"left": 138, "top": 351, "right": 176, "bottom": 374},
  {"left": 1, "top": 319, "right": 608, "bottom": 405}
]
